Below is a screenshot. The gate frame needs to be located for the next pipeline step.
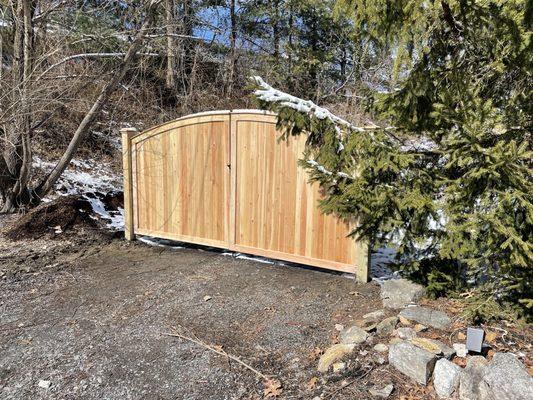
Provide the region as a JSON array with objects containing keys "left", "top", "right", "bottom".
[{"left": 121, "top": 110, "right": 369, "bottom": 282}]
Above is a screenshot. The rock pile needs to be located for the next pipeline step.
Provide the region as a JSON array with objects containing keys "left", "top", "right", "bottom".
[{"left": 316, "top": 279, "right": 533, "bottom": 399}]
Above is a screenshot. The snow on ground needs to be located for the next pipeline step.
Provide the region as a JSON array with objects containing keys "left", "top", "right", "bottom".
[
  {"left": 33, "top": 156, "right": 124, "bottom": 229},
  {"left": 137, "top": 235, "right": 396, "bottom": 280}
]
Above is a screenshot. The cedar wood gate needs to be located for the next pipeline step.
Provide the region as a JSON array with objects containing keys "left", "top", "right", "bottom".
[{"left": 121, "top": 110, "right": 369, "bottom": 281}]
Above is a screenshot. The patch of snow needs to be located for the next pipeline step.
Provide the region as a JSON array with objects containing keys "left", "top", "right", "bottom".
[
  {"left": 222, "top": 252, "right": 278, "bottom": 265},
  {"left": 32, "top": 156, "right": 123, "bottom": 230},
  {"left": 137, "top": 236, "right": 184, "bottom": 249},
  {"left": 252, "top": 76, "right": 395, "bottom": 138},
  {"left": 92, "top": 131, "right": 121, "bottom": 151}
]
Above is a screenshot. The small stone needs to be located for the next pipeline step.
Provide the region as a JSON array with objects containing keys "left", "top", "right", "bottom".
[
  {"left": 389, "top": 337, "right": 402, "bottom": 345},
  {"left": 380, "top": 279, "right": 425, "bottom": 309},
  {"left": 376, "top": 316, "right": 398, "bottom": 336},
  {"left": 38, "top": 380, "right": 51, "bottom": 389},
  {"left": 389, "top": 341, "right": 437, "bottom": 385},
  {"left": 458, "top": 356, "right": 492, "bottom": 400},
  {"left": 414, "top": 324, "right": 427, "bottom": 332},
  {"left": 394, "top": 327, "right": 417, "bottom": 340},
  {"left": 399, "top": 316, "right": 411, "bottom": 325},
  {"left": 399, "top": 306, "right": 451, "bottom": 330},
  {"left": 453, "top": 343, "right": 468, "bottom": 358},
  {"left": 369, "top": 383, "right": 394, "bottom": 398},
  {"left": 355, "top": 319, "right": 378, "bottom": 332},
  {"left": 410, "top": 337, "right": 455, "bottom": 359},
  {"left": 433, "top": 359, "right": 461, "bottom": 398},
  {"left": 335, "top": 323, "right": 344, "bottom": 331},
  {"left": 457, "top": 332, "right": 466, "bottom": 341},
  {"left": 483, "top": 352, "right": 533, "bottom": 400},
  {"left": 332, "top": 362, "right": 346, "bottom": 372},
  {"left": 363, "top": 310, "right": 385, "bottom": 321},
  {"left": 339, "top": 325, "right": 369, "bottom": 345},
  {"left": 203, "top": 295, "right": 212, "bottom": 301},
  {"left": 374, "top": 343, "right": 389, "bottom": 353},
  {"left": 317, "top": 344, "right": 355, "bottom": 372},
  {"left": 484, "top": 330, "right": 498, "bottom": 344}
]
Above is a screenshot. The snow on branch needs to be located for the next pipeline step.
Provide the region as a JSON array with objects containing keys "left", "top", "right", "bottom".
[
  {"left": 307, "top": 160, "right": 355, "bottom": 181},
  {"left": 252, "top": 76, "right": 394, "bottom": 135}
]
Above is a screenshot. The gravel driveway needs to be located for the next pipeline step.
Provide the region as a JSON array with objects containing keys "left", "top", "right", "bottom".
[{"left": 0, "top": 238, "right": 383, "bottom": 399}]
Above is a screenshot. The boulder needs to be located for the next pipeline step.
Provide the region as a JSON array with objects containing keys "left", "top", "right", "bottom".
[
  {"left": 317, "top": 344, "right": 355, "bottom": 372},
  {"left": 399, "top": 306, "right": 451, "bottom": 330},
  {"left": 355, "top": 319, "right": 378, "bottom": 332},
  {"left": 363, "top": 310, "right": 386, "bottom": 321},
  {"left": 339, "top": 325, "right": 369, "bottom": 345},
  {"left": 433, "top": 358, "right": 461, "bottom": 398},
  {"left": 483, "top": 353, "right": 533, "bottom": 400},
  {"left": 376, "top": 316, "right": 398, "bottom": 336},
  {"left": 458, "top": 356, "right": 493, "bottom": 400},
  {"left": 381, "top": 279, "right": 425, "bottom": 308},
  {"left": 389, "top": 341, "right": 437, "bottom": 385},
  {"left": 394, "top": 327, "right": 417, "bottom": 340},
  {"left": 410, "top": 337, "right": 455, "bottom": 359},
  {"left": 369, "top": 383, "right": 394, "bottom": 398}
]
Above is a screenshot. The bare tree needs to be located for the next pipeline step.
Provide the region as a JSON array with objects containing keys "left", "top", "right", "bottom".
[
  {"left": 224, "top": 0, "right": 237, "bottom": 97},
  {"left": 0, "top": 0, "right": 162, "bottom": 213},
  {"left": 165, "top": 0, "right": 176, "bottom": 89}
]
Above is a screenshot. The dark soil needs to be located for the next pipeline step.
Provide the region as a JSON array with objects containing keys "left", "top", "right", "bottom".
[
  {"left": 0, "top": 215, "right": 530, "bottom": 399},
  {"left": 4, "top": 196, "right": 96, "bottom": 240}
]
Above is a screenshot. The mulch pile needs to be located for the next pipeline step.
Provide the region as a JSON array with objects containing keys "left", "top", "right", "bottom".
[{"left": 5, "top": 195, "right": 96, "bottom": 240}]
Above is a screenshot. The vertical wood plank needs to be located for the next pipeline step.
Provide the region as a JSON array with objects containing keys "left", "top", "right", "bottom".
[{"left": 121, "top": 127, "right": 138, "bottom": 241}]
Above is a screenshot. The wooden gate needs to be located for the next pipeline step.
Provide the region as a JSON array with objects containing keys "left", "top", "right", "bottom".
[{"left": 122, "top": 110, "right": 368, "bottom": 281}]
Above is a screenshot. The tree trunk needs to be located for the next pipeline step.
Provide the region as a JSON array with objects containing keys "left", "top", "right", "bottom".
[
  {"left": 225, "top": 0, "right": 237, "bottom": 97},
  {"left": 1, "top": 0, "right": 32, "bottom": 213},
  {"left": 29, "top": 1, "right": 161, "bottom": 207},
  {"left": 165, "top": 0, "right": 176, "bottom": 89}
]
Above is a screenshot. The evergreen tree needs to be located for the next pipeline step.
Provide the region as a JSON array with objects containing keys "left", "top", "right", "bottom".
[{"left": 253, "top": 0, "right": 532, "bottom": 316}]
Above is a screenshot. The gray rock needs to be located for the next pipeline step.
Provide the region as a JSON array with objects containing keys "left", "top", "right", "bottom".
[
  {"left": 38, "top": 380, "right": 52, "bottom": 389},
  {"left": 363, "top": 310, "right": 386, "bottom": 321},
  {"left": 399, "top": 306, "right": 451, "bottom": 330},
  {"left": 433, "top": 358, "right": 461, "bottom": 398},
  {"left": 389, "top": 341, "right": 437, "bottom": 385},
  {"left": 394, "top": 327, "right": 417, "bottom": 340},
  {"left": 376, "top": 316, "right": 398, "bottom": 336},
  {"left": 369, "top": 383, "right": 394, "bottom": 398},
  {"left": 381, "top": 279, "right": 425, "bottom": 308},
  {"left": 410, "top": 337, "right": 455, "bottom": 359},
  {"left": 339, "top": 325, "right": 369, "bottom": 345},
  {"left": 459, "top": 356, "right": 493, "bottom": 400},
  {"left": 483, "top": 353, "right": 533, "bottom": 400},
  {"left": 373, "top": 343, "right": 389, "bottom": 353},
  {"left": 453, "top": 343, "right": 468, "bottom": 358}
]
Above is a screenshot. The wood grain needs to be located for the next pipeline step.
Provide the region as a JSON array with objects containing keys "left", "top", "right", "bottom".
[{"left": 123, "top": 110, "right": 369, "bottom": 280}]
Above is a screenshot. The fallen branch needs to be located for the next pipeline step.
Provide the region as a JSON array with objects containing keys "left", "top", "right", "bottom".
[{"left": 162, "top": 330, "right": 270, "bottom": 380}]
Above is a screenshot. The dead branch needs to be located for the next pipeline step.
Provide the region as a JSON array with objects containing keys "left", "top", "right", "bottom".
[
  {"left": 162, "top": 330, "right": 270, "bottom": 380},
  {"left": 36, "top": 52, "right": 160, "bottom": 81}
]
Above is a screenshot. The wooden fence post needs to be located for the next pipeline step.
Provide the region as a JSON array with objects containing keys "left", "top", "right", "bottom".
[
  {"left": 121, "top": 127, "right": 138, "bottom": 241},
  {"left": 356, "top": 240, "right": 370, "bottom": 283}
]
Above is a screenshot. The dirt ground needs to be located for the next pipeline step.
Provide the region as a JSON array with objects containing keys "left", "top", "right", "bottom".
[
  {"left": 0, "top": 216, "right": 400, "bottom": 400},
  {"left": 1, "top": 215, "right": 530, "bottom": 400}
]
